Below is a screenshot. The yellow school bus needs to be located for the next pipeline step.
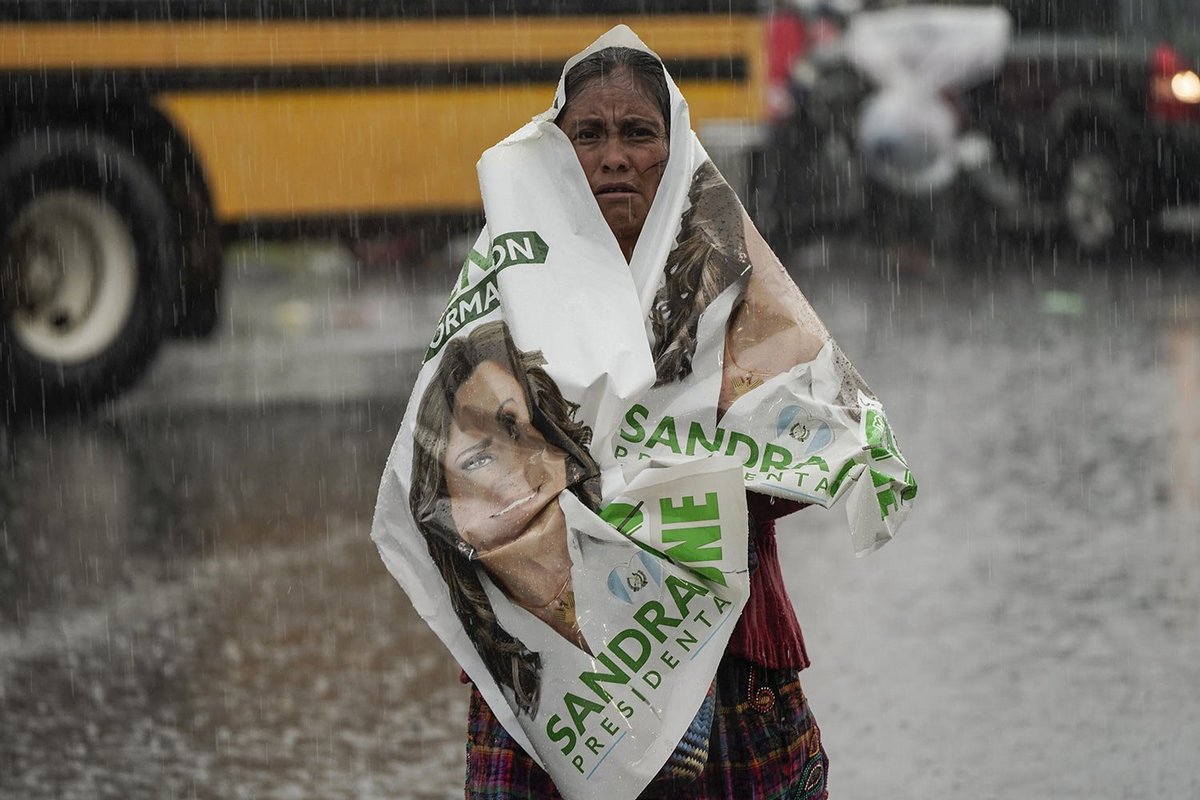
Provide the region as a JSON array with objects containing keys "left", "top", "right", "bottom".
[{"left": 0, "top": 0, "right": 767, "bottom": 411}]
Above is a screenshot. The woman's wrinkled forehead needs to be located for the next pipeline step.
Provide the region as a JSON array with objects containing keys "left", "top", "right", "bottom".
[
  {"left": 559, "top": 53, "right": 671, "bottom": 134},
  {"left": 573, "top": 68, "right": 648, "bottom": 99},
  {"left": 562, "top": 70, "right": 663, "bottom": 122}
]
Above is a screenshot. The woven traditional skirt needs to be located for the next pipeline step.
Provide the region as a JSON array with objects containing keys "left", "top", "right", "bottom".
[{"left": 465, "top": 655, "right": 829, "bottom": 799}]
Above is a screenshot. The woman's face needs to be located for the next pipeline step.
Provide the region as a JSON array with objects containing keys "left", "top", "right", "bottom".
[
  {"left": 558, "top": 69, "right": 669, "bottom": 259},
  {"left": 444, "top": 359, "right": 568, "bottom": 554}
]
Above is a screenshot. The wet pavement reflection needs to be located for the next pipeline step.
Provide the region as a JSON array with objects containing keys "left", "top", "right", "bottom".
[{"left": 2, "top": 235, "right": 1199, "bottom": 798}]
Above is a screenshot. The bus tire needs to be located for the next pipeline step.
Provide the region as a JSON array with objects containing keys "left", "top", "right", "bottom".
[
  {"left": 168, "top": 170, "right": 223, "bottom": 340},
  {"left": 0, "top": 129, "right": 173, "bottom": 414},
  {"left": 173, "top": 283, "right": 220, "bottom": 339}
]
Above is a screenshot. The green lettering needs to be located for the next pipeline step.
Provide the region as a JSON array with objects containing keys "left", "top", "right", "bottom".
[
  {"left": 599, "top": 502, "right": 645, "bottom": 536},
  {"left": 546, "top": 713, "right": 577, "bottom": 754},
  {"left": 457, "top": 290, "right": 483, "bottom": 318},
  {"left": 724, "top": 431, "right": 759, "bottom": 467},
  {"left": 645, "top": 416, "right": 682, "bottom": 454},
  {"left": 467, "top": 247, "right": 491, "bottom": 271},
  {"left": 665, "top": 574, "right": 710, "bottom": 617},
  {"left": 660, "top": 501, "right": 728, "bottom": 586},
  {"left": 799, "top": 455, "right": 829, "bottom": 472},
  {"left": 762, "top": 443, "right": 793, "bottom": 472},
  {"left": 483, "top": 279, "right": 500, "bottom": 309},
  {"left": 685, "top": 422, "right": 725, "bottom": 455},
  {"left": 674, "top": 628, "right": 698, "bottom": 653},
  {"left": 609, "top": 628, "right": 652, "bottom": 673},
  {"left": 620, "top": 404, "right": 649, "bottom": 445},
  {"left": 662, "top": 525, "right": 723, "bottom": 569},
  {"left": 579, "top": 653, "right": 630, "bottom": 703},
  {"left": 865, "top": 409, "right": 906, "bottom": 465},
  {"left": 827, "top": 459, "right": 857, "bottom": 497},
  {"left": 491, "top": 231, "right": 550, "bottom": 268},
  {"left": 633, "top": 601, "right": 683, "bottom": 643},
  {"left": 565, "top": 692, "right": 606, "bottom": 734},
  {"left": 423, "top": 274, "right": 503, "bottom": 361},
  {"left": 506, "top": 236, "right": 536, "bottom": 263},
  {"left": 872, "top": 469, "right": 899, "bottom": 519},
  {"left": 865, "top": 409, "right": 885, "bottom": 447},
  {"left": 687, "top": 565, "right": 727, "bottom": 585},
  {"left": 659, "top": 492, "right": 719, "bottom": 525}
]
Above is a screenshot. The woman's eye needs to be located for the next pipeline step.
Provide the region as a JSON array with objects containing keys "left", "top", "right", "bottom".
[
  {"left": 501, "top": 414, "right": 521, "bottom": 441},
  {"left": 460, "top": 451, "right": 496, "bottom": 471}
]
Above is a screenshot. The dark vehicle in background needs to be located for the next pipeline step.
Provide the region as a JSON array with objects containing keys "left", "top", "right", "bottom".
[
  {"left": 991, "top": 0, "right": 1200, "bottom": 254},
  {"left": 754, "top": 0, "right": 1200, "bottom": 257}
]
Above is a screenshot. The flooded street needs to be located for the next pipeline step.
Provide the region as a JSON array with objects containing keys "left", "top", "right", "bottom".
[{"left": 2, "top": 237, "right": 1199, "bottom": 798}]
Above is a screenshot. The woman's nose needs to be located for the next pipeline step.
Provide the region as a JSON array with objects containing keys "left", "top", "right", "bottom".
[
  {"left": 599, "top": 139, "right": 630, "bottom": 171},
  {"left": 492, "top": 434, "right": 544, "bottom": 481}
]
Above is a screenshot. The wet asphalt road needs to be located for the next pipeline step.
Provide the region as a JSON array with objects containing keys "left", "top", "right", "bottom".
[{"left": 1, "top": 234, "right": 1199, "bottom": 799}]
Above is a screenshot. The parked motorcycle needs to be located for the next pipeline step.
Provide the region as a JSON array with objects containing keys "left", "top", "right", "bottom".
[{"left": 751, "top": 3, "right": 1021, "bottom": 259}]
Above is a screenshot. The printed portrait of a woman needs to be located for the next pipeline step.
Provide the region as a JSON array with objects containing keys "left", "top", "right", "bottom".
[
  {"left": 650, "top": 159, "right": 827, "bottom": 412},
  {"left": 408, "top": 320, "right": 600, "bottom": 716}
]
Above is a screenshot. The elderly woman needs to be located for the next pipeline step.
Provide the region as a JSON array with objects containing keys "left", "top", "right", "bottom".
[{"left": 462, "top": 45, "right": 831, "bottom": 799}]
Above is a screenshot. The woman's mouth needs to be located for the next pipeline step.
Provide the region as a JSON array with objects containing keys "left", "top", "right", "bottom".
[
  {"left": 595, "top": 183, "right": 637, "bottom": 197},
  {"left": 491, "top": 486, "right": 541, "bottom": 518}
]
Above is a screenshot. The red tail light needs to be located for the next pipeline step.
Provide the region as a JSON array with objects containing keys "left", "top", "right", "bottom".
[
  {"left": 1150, "top": 43, "right": 1200, "bottom": 123},
  {"left": 764, "top": 13, "right": 808, "bottom": 121}
]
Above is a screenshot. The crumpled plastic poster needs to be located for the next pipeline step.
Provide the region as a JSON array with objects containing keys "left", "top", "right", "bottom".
[{"left": 372, "top": 25, "right": 916, "bottom": 800}]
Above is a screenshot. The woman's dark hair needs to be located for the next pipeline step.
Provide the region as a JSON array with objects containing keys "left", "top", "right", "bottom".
[
  {"left": 560, "top": 46, "right": 671, "bottom": 137},
  {"left": 409, "top": 321, "right": 600, "bottom": 717},
  {"left": 651, "top": 159, "right": 751, "bottom": 385}
]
